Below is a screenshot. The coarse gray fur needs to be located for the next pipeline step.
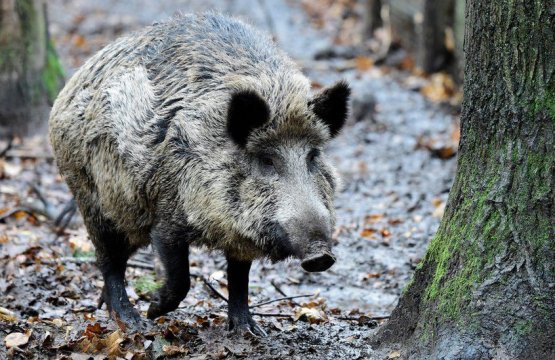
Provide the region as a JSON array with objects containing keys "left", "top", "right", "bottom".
[
  {"left": 50, "top": 12, "right": 345, "bottom": 261},
  {"left": 49, "top": 14, "right": 349, "bottom": 330}
]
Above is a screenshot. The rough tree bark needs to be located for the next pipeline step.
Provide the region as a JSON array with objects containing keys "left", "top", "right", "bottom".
[
  {"left": 375, "top": 0, "right": 555, "bottom": 359},
  {"left": 0, "top": 0, "right": 64, "bottom": 138}
]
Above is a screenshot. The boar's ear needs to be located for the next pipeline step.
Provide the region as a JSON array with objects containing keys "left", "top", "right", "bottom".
[
  {"left": 309, "top": 81, "right": 351, "bottom": 138},
  {"left": 227, "top": 90, "right": 271, "bottom": 147}
]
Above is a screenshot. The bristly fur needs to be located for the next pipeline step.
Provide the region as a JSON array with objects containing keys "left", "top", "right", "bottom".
[{"left": 49, "top": 13, "right": 350, "bottom": 262}]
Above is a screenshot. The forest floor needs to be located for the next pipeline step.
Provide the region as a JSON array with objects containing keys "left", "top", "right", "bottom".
[{"left": 0, "top": 1, "right": 459, "bottom": 359}]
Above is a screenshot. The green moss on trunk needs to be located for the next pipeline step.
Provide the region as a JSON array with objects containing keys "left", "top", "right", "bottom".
[
  {"left": 42, "top": 40, "right": 64, "bottom": 103},
  {"left": 1, "top": 0, "right": 63, "bottom": 135}
]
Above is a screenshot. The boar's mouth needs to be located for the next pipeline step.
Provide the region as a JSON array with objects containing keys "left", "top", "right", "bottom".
[{"left": 263, "top": 222, "right": 297, "bottom": 262}]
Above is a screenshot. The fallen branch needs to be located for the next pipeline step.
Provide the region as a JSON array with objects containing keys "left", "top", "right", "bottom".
[
  {"left": 189, "top": 274, "right": 313, "bottom": 310},
  {"left": 128, "top": 259, "right": 155, "bottom": 270},
  {"left": 249, "top": 294, "right": 313, "bottom": 309},
  {"left": 270, "top": 279, "right": 301, "bottom": 307},
  {"left": 190, "top": 273, "right": 229, "bottom": 303},
  {"left": 251, "top": 313, "right": 391, "bottom": 321},
  {"left": 252, "top": 312, "right": 293, "bottom": 318},
  {"left": 29, "top": 183, "right": 50, "bottom": 210},
  {"left": 0, "top": 137, "right": 13, "bottom": 158},
  {"left": 24, "top": 257, "right": 156, "bottom": 271},
  {"left": 54, "top": 198, "right": 77, "bottom": 233},
  {"left": 336, "top": 315, "right": 390, "bottom": 321}
]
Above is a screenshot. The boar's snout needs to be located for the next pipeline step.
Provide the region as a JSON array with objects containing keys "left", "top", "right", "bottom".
[{"left": 301, "top": 250, "right": 335, "bottom": 272}]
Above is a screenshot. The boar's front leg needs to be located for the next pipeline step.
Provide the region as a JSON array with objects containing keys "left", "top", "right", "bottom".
[
  {"left": 147, "top": 228, "right": 191, "bottom": 320},
  {"left": 226, "top": 257, "right": 267, "bottom": 336},
  {"left": 94, "top": 227, "right": 141, "bottom": 330}
]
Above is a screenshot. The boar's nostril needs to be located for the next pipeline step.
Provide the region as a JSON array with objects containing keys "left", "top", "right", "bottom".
[{"left": 301, "top": 252, "right": 336, "bottom": 272}]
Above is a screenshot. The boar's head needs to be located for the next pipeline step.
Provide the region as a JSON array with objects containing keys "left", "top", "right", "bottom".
[{"left": 223, "top": 81, "right": 350, "bottom": 272}]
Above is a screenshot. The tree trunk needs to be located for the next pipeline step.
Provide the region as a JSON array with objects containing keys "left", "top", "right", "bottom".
[
  {"left": 363, "top": 0, "right": 382, "bottom": 38},
  {"left": 375, "top": 0, "right": 555, "bottom": 359},
  {"left": 453, "top": 0, "right": 465, "bottom": 83},
  {"left": 388, "top": 0, "right": 456, "bottom": 73},
  {"left": 0, "top": 0, "right": 64, "bottom": 138}
]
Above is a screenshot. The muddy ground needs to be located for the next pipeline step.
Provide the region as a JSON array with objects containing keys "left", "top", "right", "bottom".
[{"left": 0, "top": 1, "right": 458, "bottom": 359}]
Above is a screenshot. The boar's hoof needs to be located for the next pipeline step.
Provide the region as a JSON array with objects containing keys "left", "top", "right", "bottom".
[
  {"left": 229, "top": 316, "right": 267, "bottom": 337},
  {"left": 146, "top": 302, "right": 164, "bottom": 320},
  {"left": 301, "top": 253, "right": 336, "bottom": 272},
  {"left": 110, "top": 308, "right": 144, "bottom": 333},
  {"left": 147, "top": 298, "right": 181, "bottom": 320}
]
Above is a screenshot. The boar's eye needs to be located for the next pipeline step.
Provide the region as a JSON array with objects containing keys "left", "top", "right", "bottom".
[{"left": 258, "top": 154, "right": 277, "bottom": 174}]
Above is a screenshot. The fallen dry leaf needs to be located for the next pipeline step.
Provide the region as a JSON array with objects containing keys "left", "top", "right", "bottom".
[
  {"left": 163, "top": 344, "right": 188, "bottom": 356},
  {"left": 433, "top": 201, "right": 446, "bottom": 218},
  {"left": 417, "top": 135, "right": 458, "bottom": 160},
  {"left": 294, "top": 307, "right": 328, "bottom": 324},
  {"left": 355, "top": 56, "right": 374, "bottom": 72},
  {"left": 421, "top": 72, "right": 456, "bottom": 102},
  {"left": 380, "top": 228, "right": 391, "bottom": 237},
  {"left": 360, "top": 228, "right": 377, "bottom": 238},
  {"left": 73, "top": 35, "right": 88, "bottom": 48},
  {"left": 84, "top": 322, "right": 106, "bottom": 338},
  {"left": 5, "top": 330, "right": 32, "bottom": 348},
  {"left": 431, "top": 198, "right": 443, "bottom": 207},
  {"left": 388, "top": 350, "right": 401, "bottom": 359},
  {"left": 399, "top": 56, "right": 415, "bottom": 72},
  {"left": 388, "top": 218, "right": 403, "bottom": 225},
  {"left": 364, "top": 214, "right": 384, "bottom": 224},
  {"left": 103, "top": 330, "right": 126, "bottom": 358},
  {"left": 0, "top": 307, "right": 18, "bottom": 322}
]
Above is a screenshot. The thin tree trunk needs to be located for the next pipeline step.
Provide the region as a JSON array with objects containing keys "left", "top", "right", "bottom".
[
  {"left": 453, "top": 0, "right": 465, "bottom": 83},
  {"left": 375, "top": 0, "right": 555, "bottom": 358},
  {"left": 416, "top": 0, "right": 446, "bottom": 73},
  {"left": 363, "top": 0, "right": 382, "bottom": 37},
  {"left": 0, "top": 0, "right": 63, "bottom": 138},
  {"left": 389, "top": 0, "right": 453, "bottom": 73}
]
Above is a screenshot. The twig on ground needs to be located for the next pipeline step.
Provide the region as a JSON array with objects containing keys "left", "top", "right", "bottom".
[
  {"left": 24, "top": 257, "right": 156, "bottom": 271},
  {"left": 190, "top": 273, "right": 314, "bottom": 310},
  {"left": 249, "top": 294, "right": 313, "bottom": 309},
  {"left": 252, "top": 312, "right": 294, "bottom": 318},
  {"left": 0, "top": 196, "right": 67, "bottom": 226},
  {"left": 29, "top": 183, "right": 50, "bottom": 210},
  {"left": 0, "top": 137, "right": 13, "bottom": 158},
  {"left": 54, "top": 198, "right": 77, "bottom": 233},
  {"left": 251, "top": 313, "right": 390, "bottom": 321},
  {"left": 128, "top": 259, "right": 155, "bottom": 270},
  {"left": 336, "top": 315, "right": 390, "bottom": 321},
  {"left": 191, "top": 273, "right": 229, "bottom": 303},
  {"left": 270, "top": 279, "right": 301, "bottom": 307}
]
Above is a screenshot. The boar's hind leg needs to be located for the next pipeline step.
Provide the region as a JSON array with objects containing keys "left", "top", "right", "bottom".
[
  {"left": 227, "top": 257, "right": 267, "bottom": 336},
  {"left": 92, "top": 222, "right": 141, "bottom": 328},
  {"left": 147, "top": 234, "right": 190, "bottom": 319}
]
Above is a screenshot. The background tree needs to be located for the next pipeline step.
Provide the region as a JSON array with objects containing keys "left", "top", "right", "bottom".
[
  {"left": 0, "top": 0, "right": 64, "bottom": 138},
  {"left": 375, "top": 0, "right": 555, "bottom": 358}
]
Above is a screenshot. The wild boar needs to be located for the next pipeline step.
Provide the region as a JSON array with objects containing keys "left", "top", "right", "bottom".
[{"left": 49, "top": 13, "right": 350, "bottom": 335}]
